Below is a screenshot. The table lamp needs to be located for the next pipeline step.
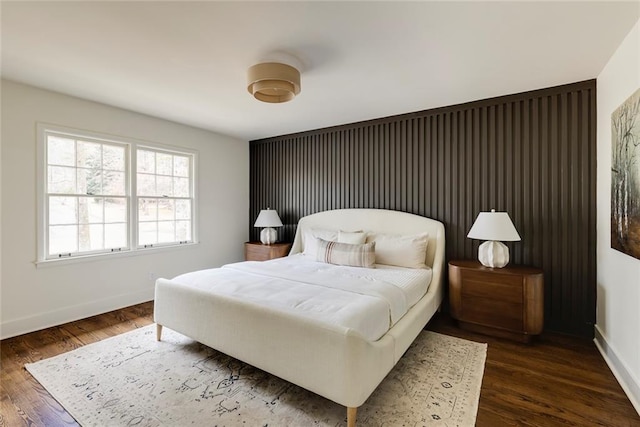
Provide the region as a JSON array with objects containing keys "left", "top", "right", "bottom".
[
  {"left": 254, "top": 208, "right": 283, "bottom": 245},
  {"left": 467, "top": 209, "right": 521, "bottom": 268}
]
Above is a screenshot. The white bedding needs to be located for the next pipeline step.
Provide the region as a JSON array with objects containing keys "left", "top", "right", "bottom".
[
  {"left": 171, "top": 254, "right": 432, "bottom": 341},
  {"left": 156, "top": 209, "right": 446, "bottom": 415}
]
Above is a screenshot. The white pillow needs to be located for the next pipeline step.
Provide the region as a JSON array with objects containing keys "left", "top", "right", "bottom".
[
  {"left": 338, "top": 230, "right": 367, "bottom": 245},
  {"left": 302, "top": 228, "right": 338, "bottom": 259},
  {"left": 366, "top": 232, "right": 429, "bottom": 269}
]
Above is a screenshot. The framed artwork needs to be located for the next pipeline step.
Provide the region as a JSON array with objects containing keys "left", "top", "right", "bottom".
[{"left": 611, "top": 88, "right": 640, "bottom": 260}]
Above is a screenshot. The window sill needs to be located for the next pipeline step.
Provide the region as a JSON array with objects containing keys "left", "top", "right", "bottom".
[{"left": 34, "top": 242, "right": 199, "bottom": 269}]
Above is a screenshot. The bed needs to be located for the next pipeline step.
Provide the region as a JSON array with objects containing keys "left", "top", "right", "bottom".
[{"left": 154, "top": 208, "right": 445, "bottom": 426}]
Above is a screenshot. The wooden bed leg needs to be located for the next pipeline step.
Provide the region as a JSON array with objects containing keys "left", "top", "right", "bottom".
[
  {"left": 156, "top": 324, "right": 163, "bottom": 341},
  {"left": 347, "top": 407, "right": 357, "bottom": 427}
]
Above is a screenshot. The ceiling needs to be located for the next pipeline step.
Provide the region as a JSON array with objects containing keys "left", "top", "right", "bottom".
[{"left": 2, "top": 1, "right": 638, "bottom": 141}]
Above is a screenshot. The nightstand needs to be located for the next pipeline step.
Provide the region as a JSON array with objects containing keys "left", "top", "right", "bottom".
[
  {"left": 448, "top": 260, "right": 544, "bottom": 343},
  {"left": 244, "top": 242, "right": 291, "bottom": 261}
]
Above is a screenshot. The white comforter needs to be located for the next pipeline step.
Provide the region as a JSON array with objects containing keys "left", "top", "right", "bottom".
[{"left": 171, "top": 255, "right": 432, "bottom": 341}]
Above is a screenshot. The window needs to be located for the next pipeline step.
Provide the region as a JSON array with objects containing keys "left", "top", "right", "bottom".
[
  {"left": 45, "top": 135, "right": 129, "bottom": 257},
  {"left": 38, "top": 125, "right": 196, "bottom": 263},
  {"left": 136, "top": 148, "right": 193, "bottom": 248}
]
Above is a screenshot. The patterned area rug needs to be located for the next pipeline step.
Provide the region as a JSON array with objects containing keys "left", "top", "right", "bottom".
[{"left": 26, "top": 325, "right": 487, "bottom": 426}]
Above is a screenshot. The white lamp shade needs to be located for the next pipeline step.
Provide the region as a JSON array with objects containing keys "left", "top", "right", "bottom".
[
  {"left": 467, "top": 210, "right": 521, "bottom": 242},
  {"left": 254, "top": 209, "right": 283, "bottom": 228}
]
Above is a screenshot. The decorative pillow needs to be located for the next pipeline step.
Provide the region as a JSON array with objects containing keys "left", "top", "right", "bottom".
[
  {"left": 302, "top": 228, "right": 338, "bottom": 259},
  {"left": 338, "top": 230, "right": 367, "bottom": 245},
  {"left": 316, "top": 238, "right": 376, "bottom": 268},
  {"left": 366, "top": 232, "right": 429, "bottom": 269}
]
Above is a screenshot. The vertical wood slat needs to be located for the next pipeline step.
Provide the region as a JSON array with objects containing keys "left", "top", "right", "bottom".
[{"left": 248, "top": 80, "right": 597, "bottom": 338}]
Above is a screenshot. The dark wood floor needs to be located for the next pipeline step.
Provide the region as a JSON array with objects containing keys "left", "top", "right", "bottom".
[{"left": 1, "top": 302, "right": 639, "bottom": 426}]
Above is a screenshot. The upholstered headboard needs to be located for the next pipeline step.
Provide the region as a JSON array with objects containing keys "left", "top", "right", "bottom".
[{"left": 290, "top": 209, "right": 446, "bottom": 291}]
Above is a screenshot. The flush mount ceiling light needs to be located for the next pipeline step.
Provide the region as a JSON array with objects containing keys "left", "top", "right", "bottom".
[{"left": 247, "top": 62, "right": 301, "bottom": 103}]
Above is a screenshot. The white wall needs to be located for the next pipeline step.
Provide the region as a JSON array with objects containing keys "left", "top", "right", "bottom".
[
  {"left": 1, "top": 80, "right": 249, "bottom": 339},
  {"left": 596, "top": 18, "right": 640, "bottom": 414}
]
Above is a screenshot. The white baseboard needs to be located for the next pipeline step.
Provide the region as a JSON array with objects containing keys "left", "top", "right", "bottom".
[
  {"left": 0, "top": 288, "right": 154, "bottom": 340},
  {"left": 594, "top": 324, "right": 640, "bottom": 416}
]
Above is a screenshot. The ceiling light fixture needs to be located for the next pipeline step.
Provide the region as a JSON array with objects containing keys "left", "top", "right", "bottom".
[{"left": 247, "top": 62, "right": 301, "bottom": 103}]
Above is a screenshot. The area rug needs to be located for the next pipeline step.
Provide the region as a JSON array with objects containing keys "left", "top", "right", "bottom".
[{"left": 25, "top": 325, "right": 487, "bottom": 426}]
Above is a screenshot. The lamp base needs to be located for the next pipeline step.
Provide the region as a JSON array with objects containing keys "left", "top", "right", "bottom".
[
  {"left": 478, "top": 240, "right": 510, "bottom": 268},
  {"left": 260, "top": 227, "right": 278, "bottom": 245}
]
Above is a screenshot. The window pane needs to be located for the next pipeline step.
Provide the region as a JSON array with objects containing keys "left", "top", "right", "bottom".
[
  {"left": 173, "top": 177, "right": 190, "bottom": 197},
  {"left": 103, "top": 145, "right": 125, "bottom": 171},
  {"left": 137, "top": 173, "right": 156, "bottom": 196},
  {"left": 48, "top": 136, "right": 75, "bottom": 166},
  {"left": 77, "top": 168, "right": 102, "bottom": 195},
  {"left": 49, "top": 225, "right": 78, "bottom": 255},
  {"left": 79, "top": 224, "right": 104, "bottom": 252},
  {"left": 158, "top": 199, "right": 175, "bottom": 221},
  {"left": 105, "top": 223, "right": 127, "bottom": 249},
  {"left": 105, "top": 198, "right": 127, "bottom": 223},
  {"left": 157, "top": 176, "right": 172, "bottom": 197},
  {"left": 48, "top": 166, "right": 76, "bottom": 194},
  {"left": 173, "top": 156, "right": 190, "bottom": 177},
  {"left": 175, "top": 200, "right": 191, "bottom": 220},
  {"left": 156, "top": 153, "right": 173, "bottom": 175},
  {"left": 158, "top": 221, "right": 175, "bottom": 243},
  {"left": 139, "top": 222, "right": 157, "bottom": 246},
  {"left": 78, "top": 197, "right": 103, "bottom": 223},
  {"left": 103, "top": 171, "right": 126, "bottom": 196},
  {"left": 77, "top": 141, "right": 102, "bottom": 168},
  {"left": 138, "top": 198, "right": 157, "bottom": 221},
  {"left": 137, "top": 150, "right": 155, "bottom": 173},
  {"left": 49, "top": 196, "right": 77, "bottom": 225},
  {"left": 174, "top": 156, "right": 189, "bottom": 177},
  {"left": 176, "top": 220, "right": 191, "bottom": 241}
]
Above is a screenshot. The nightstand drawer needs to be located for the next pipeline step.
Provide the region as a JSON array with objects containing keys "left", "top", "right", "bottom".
[
  {"left": 244, "top": 242, "right": 291, "bottom": 261},
  {"left": 461, "top": 296, "right": 523, "bottom": 331},
  {"left": 461, "top": 271, "right": 523, "bottom": 303},
  {"left": 245, "top": 245, "right": 274, "bottom": 261}
]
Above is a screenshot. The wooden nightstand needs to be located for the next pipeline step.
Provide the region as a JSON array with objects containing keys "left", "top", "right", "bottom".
[
  {"left": 244, "top": 242, "right": 291, "bottom": 261},
  {"left": 448, "top": 260, "right": 544, "bottom": 343}
]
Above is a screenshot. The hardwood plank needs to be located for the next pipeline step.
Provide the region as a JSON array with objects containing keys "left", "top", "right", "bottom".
[
  {"left": 0, "top": 380, "right": 37, "bottom": 427},
  {"left": 1, "top": 303, "right": 638, "bottom": 426},
  {"left": 426, "top": 313, "right": 640, "bottom": 426}
]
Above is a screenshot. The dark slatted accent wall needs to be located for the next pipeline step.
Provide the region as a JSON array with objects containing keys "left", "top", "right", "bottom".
[{"left": 249, "top": 80, "right": 597, "bottom": 337}]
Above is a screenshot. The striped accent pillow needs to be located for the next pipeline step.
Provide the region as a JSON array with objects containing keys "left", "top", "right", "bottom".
[{"left": 316, "top": 238, "right": 376, "bottom": 268}]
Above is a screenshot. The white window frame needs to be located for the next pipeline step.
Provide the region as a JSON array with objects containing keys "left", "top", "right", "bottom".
[{"left": 36, "top": 123, "right": 198, "bottom": 266}]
